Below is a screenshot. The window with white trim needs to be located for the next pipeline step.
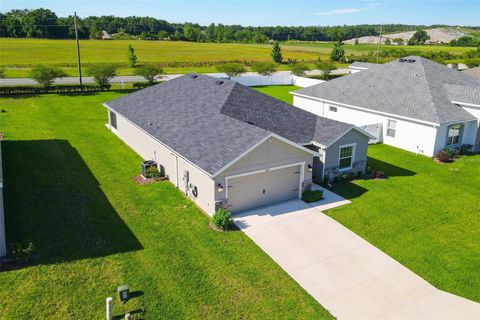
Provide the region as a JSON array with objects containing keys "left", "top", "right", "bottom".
[
  {"left": 446, "top": 124, "right": 463, "bottom": 146},
  {"left": 329, "top": 106, "right": 337, "bottom": 112},
  {"left": 339, "top": 144, "right": 355, "bottom": 170},
  {"left": 387, "top": 119, "right": 396, "bottom": 137},
  {"left": 110, "top": 111, "right": 117, "bottom": 129}
]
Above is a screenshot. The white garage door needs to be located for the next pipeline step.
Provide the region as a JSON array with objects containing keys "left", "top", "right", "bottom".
[{"left": 227, "top": 165, "right": 301, "bottom": 213}]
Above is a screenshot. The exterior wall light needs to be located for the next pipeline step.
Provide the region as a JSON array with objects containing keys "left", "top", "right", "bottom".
[
  {"left": 307, "top": 164, "right": 313, "bottom": 172},
  {"left": 217, "top": 183, "right": 224, "bottom": 192}
]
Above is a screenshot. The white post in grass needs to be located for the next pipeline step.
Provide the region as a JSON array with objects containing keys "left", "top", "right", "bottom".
[{"left": 106, "top": 297, "right": 113, "bottom": 320}]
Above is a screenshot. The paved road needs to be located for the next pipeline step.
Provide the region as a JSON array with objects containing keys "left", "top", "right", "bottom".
[
  {"left": 0, "top": 69, "right": 351, "bottom": 86},
  {"left": 233, "top": 195, "right": 479, "bottom": 319}
]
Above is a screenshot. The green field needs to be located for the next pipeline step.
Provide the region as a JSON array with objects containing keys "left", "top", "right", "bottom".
[
  {"left": 0, "top": 38, "right": 474, "bottom": 77},
  {"left": 0, "top": 91, "right": 334, "bottom": 319}
]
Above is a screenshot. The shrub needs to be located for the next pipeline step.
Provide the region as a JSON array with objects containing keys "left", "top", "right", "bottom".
[
  {"left": 216, "top": 63, "right": 246, "bottom": 77},
  {"left": 435, "top": 150, "right": 452, "bottom": 163},
  {"left": 374, "top": 170, "right": 386, "bottom": 179},
  {"left": 9, "top": 241, "right": 35, "bottom": 263},
  {"left": 30, "top": 65, "right": 67, "bottom": 90},
  {"left": 212, "top": 208, "right": 233, "bottom": 231},
  {"left": 290, "top": 62, "right": 310, "bottom": 76},
  {"left": 132, "top": 81, "right": 162, "bottom": 89},
  {"left": 0, "top": 68, "right": 5, "bottom": 79},
  {"left": 87, "top": 64, "right": 117, "bottom": 89},
  {"left": 465, "top": 59, "right": 480, "bottom": 69},
  {"left": 251, "top": 62, "right": 277, "bottom": 76},
  {"left": 315, "top": 57, "right": 336, "bottom": 80},
  {"left": 302, "top": 189, "right": 324, "bottom": 203},
  {"left": 356, "top": 170, "right": 363, "bottom": 178},
  {"left": 455, "top": 144, "right": 473, "bottom": 155},
  {"left": 271, "top": 41, "right": 283, "bottom": 64},
  {"left": 0, "top": 84, "right": 103, "bottom": 95},
  {"left": 135, "top": 65, "right": 164, "bottom": 84},
  {"left": 127, "top": 45, "right": 138, "bottom": 67},
  {"left": 145, "top": 166, "right": 161, "bottom": 178}
]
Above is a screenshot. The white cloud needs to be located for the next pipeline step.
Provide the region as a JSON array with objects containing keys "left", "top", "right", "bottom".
[
  {"left": 316, "top": 8, "right": 364, "bottom": 16},
  {"left": 315, "top": 2, "right": 381, "bottom": 16}
]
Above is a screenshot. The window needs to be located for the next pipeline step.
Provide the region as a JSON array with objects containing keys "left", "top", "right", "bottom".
[
  {"left": 339, "top": 144, "right": 355, "bottom": 170},
  {"left": 329, "top": 106, "right": 337, "bottom": 112},
  {"left": 110, "top": 111, "right": 117, "bottom": 129},
  {"left": 446, "top": 124, "right": 463, "bottom": 146},
  {"left": 387, "top": 120, "right": 396, "bottom": 137}
]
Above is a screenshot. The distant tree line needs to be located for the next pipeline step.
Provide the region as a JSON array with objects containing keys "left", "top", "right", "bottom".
[{"left": 1, "top": 8, "right": 478, "bottom": 43}]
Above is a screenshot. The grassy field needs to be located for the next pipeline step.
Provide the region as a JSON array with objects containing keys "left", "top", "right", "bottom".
[
  {"left": 327, "top": 144, "right": 480, "bottom": 302},
  {"left": 0, "top": 91, "right": 334, "bottom": 319},
  {"left": 0, "top": 38, "right": 474, "bottom": 77}
]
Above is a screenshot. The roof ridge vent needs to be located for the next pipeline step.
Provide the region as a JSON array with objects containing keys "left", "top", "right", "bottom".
[{"left": 399, "top": 58, "right": 416, "bottom": 63}]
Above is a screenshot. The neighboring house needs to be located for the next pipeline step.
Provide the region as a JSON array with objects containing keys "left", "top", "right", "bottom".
[
  {"left": 348, "top": 61, "right": 378, "bottom": 74},
  {"left": 105, "top": 74, "right": 370, "bottom": 214},
  {"left": 293, "top": 56, "right": 480, "bottom": 157},
  {"left": 0, "top": 143, "right": 6, "bottom": 257}
]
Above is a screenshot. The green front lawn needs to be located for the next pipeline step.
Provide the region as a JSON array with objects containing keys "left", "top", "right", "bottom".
[
  {"left": 326, "top": 144, "right": 480, "bottom": 302},
  {"left": 0, "top": 92, "right": 333, "bottom": 319}
]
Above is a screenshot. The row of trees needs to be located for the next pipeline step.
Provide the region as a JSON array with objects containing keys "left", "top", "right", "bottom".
[{"left": 3, "top": 8, "right": 477, "bottom": 43}]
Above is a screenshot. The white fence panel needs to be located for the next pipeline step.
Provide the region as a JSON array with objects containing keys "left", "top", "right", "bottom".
[
  {"left": 230, "top": 75, "right": 293, "bottom": 86},
  {"left": 292, "top": 76, "right": 325, "bottom": 88}
]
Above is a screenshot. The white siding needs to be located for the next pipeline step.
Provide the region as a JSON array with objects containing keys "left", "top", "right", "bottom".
[
  {"left": 214, "top": 137, "right": 313, "bottom": 207},
  {"left": 293, "top": 96, "right": 441, "bottom": 156},
  {"left": 110, "top": 110, "right": 217, "bottom": 215}
]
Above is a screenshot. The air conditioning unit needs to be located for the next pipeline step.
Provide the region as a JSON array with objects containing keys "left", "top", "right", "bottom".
[{"left": 141, "top": 160, "right": 157, "bottom": 179}]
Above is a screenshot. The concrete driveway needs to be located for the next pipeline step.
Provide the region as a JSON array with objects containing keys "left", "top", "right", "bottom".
[{"left": 233, "top": 195, "right": 479, "bottom": 319}]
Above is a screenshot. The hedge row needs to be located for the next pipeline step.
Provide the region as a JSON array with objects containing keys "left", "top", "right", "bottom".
[{"left": 0, "top": 85, "right": 106, "bottom": 95}]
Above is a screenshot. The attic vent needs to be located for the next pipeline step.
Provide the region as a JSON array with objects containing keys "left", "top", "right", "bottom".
[
  {"left": 215, "top": 80, "right": 224, "bottom": 85},
  {"left": 399, "top": 58, "right": 416, "bottom": 63},
  {"left": 190, "top": 74, "right": 198, "bottom": 79},
  {"left": 246, "top": 121, "right": 255, "bottom": 125}
]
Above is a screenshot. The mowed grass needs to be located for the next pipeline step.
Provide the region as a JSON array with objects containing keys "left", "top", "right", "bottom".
[
  {"left": 326, "top": 144, "right": 480, "bottom": 302},
  {"left": 0, "top": 92, "right": 334, "bottom": 319},
  {"left": 253, "top": 85, "right": 300, "bottom": 104}
]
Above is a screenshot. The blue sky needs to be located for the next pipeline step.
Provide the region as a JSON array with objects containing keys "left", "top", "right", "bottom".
[{"left": 3, "top": 1, "right": 479, "bottom": 26}]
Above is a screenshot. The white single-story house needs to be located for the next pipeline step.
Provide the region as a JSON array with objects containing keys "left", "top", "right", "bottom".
[
  {"left": 104, "top": 74, "right": 371, "bottom": 215},
  {"left": 292, "top": 56, "right": 480, "bottom": 156},
  {"left": 0, "top": 143, "right": 6, "bottom": 257}
]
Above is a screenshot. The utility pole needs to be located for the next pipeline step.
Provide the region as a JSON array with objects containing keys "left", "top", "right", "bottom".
[
  {"left": 376, "top": 26, "right": 383, "bottom": 62},
  {"left": 74, "top": 11, "right": 83, "bottom": 87}
]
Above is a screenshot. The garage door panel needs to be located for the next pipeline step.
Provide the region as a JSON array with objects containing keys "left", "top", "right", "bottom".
[{"left": 227, "top": 165, "right": 301, "bottom": 213}]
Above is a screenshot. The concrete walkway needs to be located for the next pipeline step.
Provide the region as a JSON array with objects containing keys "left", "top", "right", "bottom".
[{"left": 233, "top": 190, "right": 479, "bottom": 319}]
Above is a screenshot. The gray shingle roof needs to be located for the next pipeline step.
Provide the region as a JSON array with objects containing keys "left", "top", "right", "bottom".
[
  {"left": 296, "top": 56, "right": 480, "bottom": 124},
  {"left": 106, "top": 74, "right": 356, "bottom": 176}
]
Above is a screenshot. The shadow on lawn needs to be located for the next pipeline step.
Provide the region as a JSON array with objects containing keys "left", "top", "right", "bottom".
[
  {"left": 2, "top": 139, "right": 143, "bottom": 267},
  {"left": 328, "top": 156, "right": 416, "bottom": 200},
  {"left": 367, "top": 157, "right": 416, "bottom": 177}
]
